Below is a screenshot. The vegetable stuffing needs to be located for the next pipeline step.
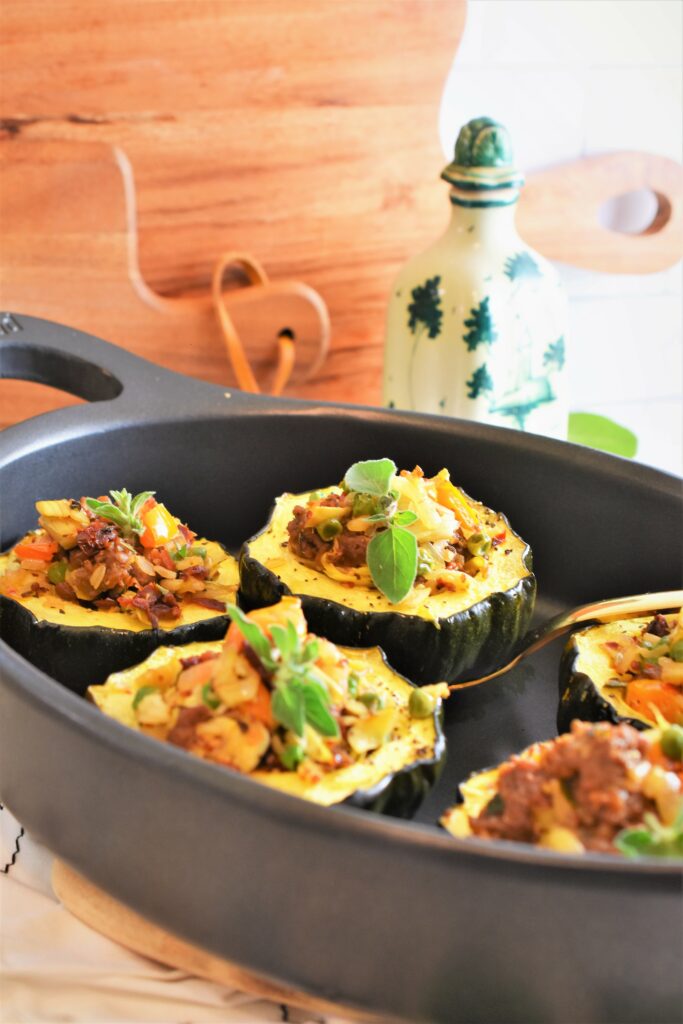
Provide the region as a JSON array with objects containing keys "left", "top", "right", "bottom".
[
  {"left": 0, "top": 490, "right": 235, "bottom": 629},
  {"left": 287, "top": 459, "right": 508, "bottom": 607},
  {"left": 89, "top": 597, "right": 446, "bottom": 810},
  {"left": 441, "top": 720, "right": 683, "bottom": 858}
]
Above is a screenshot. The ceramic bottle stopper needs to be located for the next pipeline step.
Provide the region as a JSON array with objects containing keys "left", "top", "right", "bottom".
[{"left": 383, "top": 116, "right": 567, "bottom": 439}]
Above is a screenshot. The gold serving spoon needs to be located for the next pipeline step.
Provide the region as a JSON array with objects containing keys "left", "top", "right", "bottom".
[{"left": 449, "top": 589, "right": 683, "bottom": 692}]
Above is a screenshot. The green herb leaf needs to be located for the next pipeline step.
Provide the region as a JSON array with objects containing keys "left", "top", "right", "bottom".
[
  {"left": 86, "top": 489, "right": 155, "bottom": 538},
  {"left": 279, "top": 742, "right": 305, "bottom": 770},
  {"left": 344, "top": 458, "right": 397, "bottom": 497},
  {"left": 85, "top": 500, "right": 128, "bottom": 528},
  {"left": 132, "top": 685, "right": 159, "bottom": 710},
  {"left": 392, "top": 509, "right": 418, "bottom": 527},
  {"left": 303, "top": 686, "right": 339, "bottom": 737},
  {"left": 226, "top": 607, "right": 340, "bottom": 742},
  {"left": 615, "top": 810, "right": 683, "bottom": 858},
  {"left": 301, "top": 637, "right": 319, "bottom": 663},
  {"left": 272, "top": 684, "right": 306, "bottom": 737},
  {"left": 366, "top": 525, "right": 418, "bottom": 604},
  {"left": 225, "top": 605, "right": 276, "bottom": 669},
  {"left": 270, "top": 623, "right": 296, "bottom": 659}
]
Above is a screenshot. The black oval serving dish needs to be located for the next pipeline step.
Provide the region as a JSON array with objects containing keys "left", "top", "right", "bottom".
[{"left": 1, "top": 314, "right": 681, "bottom": 1024}]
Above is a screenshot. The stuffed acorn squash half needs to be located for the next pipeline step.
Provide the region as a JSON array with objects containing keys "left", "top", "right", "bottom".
[
  {"left": 88, "top": 597, "right": 446, "bottom": 815},
  {"left": 558, "top": 608, "right": 683, "bottom": 732},
  {"left": 239, "top": 459, "right": 535, "bottom": 685},
  {"left": 441, "top": 719, "right": 683, "bottom": 858},
  {"left": 0, "top": 490, "right": 239, "bottom": 689}
]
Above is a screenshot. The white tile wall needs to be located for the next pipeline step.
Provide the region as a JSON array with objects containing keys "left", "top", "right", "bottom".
[{"left": 438, "top": 0, "right": 683, "bottom": 475}]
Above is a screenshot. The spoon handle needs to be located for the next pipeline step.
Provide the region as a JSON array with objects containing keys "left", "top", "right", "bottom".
[{"left": 449, "top": 589, "right": 683, "bottom": 692}]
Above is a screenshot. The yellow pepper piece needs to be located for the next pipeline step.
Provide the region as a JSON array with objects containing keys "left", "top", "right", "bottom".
[
  {"left": 433, "top": 470, "right": 479, "bottom": 529},
  {"left": 140, "top": 503, "right": 180, "bottom": 548}
]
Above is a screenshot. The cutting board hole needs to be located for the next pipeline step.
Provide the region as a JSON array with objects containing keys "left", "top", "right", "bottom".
[
  {"left": 598, "top": 188, "right": 671, "bottom": 235},
  {"left": 278, "top": 327, "right": 296, "bottom": 341}
]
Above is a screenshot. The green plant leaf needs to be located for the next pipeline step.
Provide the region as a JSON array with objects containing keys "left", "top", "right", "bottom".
[
  {"left": 86, "top": 488, "right": 155, "bottom": 537},
  {"left": 272, "top": 684, "right": 306, "bottom": 737},
  {"left": 393, "top": 509, "right": 418, "bottom": 527},
  {"left": 270, "top": 623, "right": 296, "bottom": 659},
  {"left": 344, "top": 458, "right": 397, "bottom": 497},
  {"left": 225, "top": 605, "right": 275, "bottom": 669},
  {"left": 568, "top": 413, "right": 637, "bottom": 459},
  {"left": 301, "top": 638, "right": 319, "bottom": 663},
  {"left": 303, "top": 685, "right": 339, "bottom": 738},
  {"left": 367, "top": 526, "right": 418, "bottom": 604},
  {"left": 615, "top": 810, "right": 683, "bottom": 858}
]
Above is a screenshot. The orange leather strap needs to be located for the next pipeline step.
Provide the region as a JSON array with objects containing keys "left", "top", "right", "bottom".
[{"left": 211, "top": 252, "right": 296, "bottom": 396}]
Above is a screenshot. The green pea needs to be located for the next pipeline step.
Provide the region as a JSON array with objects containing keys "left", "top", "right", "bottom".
[
  {"left": 660, "top": 725, "right": 683, "bottom": 761},
  {"left": 668, "top": 640, "right": 683, "bottom": 663},
  {"left": 47, "top": 561, "right": 68, "bottom": 584},
  {"left": 357, "top": 692, "right": 385, "bottom": 712},
  {"left": 408, "top": 689, "right": 437, "bottom": 718},
  {"left": 466, "top": 532, "right": 491, "bottom": 556},
  {"left": 352, "top": 493, "right": 376, "bottom": 517},
  {"left": 316, "top": 518, "right": 343, "bottom": 541},
  {"left": 378, "top": 493, "right": 397, "bottom": 513},
  {"left": 280, "top": 743, "right": 305, "bottom": 771}
]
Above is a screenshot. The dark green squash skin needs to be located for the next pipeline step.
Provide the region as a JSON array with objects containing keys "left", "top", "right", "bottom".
[
  {"left": 557, "top": 635, "right": 647, "bottom": 734},
  {"left": 0, "top": 594, "right": 233, "bottom": 694},
  {"left": 239, "top": 527, "right": 536, "bottom": 686}
]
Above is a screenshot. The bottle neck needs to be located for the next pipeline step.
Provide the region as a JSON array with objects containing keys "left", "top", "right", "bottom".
[{"left": 446, "top": 190, "right": 520, "bottom": 245}]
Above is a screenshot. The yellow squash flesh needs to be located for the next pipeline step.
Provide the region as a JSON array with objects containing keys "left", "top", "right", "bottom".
[{"left": 89, "top": 642, "right": 442, "bottom": 808}]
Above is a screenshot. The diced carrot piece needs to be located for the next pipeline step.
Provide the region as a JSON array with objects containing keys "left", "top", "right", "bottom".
[
  {"left": 626, "top": 679, "right": 683, "bottom": 725},
  {"left": 240, "top": 681, "right": 274, "bottom": 730},
  {"left": 14, "top": 540, "right": 58, "bottom": 561}
]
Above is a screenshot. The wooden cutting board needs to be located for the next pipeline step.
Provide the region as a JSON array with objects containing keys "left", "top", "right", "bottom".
[
  {"left": 52, "top": 859, "right": 388, "bottom": 1022},
  {"left": 1, "top": 0, "right": 681, "bottom": 429},
  {"left": 0, "top": 0, "right": 465, "bottom": 426}
]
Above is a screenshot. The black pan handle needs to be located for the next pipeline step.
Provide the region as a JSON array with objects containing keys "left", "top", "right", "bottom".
[{"left": 0, "top": 312, "right": 270, "bottom": 433}]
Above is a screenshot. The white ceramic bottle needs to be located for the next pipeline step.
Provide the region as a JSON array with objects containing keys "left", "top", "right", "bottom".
[{"left": 383, "top": 117, "right": 567, "bottom": 439}]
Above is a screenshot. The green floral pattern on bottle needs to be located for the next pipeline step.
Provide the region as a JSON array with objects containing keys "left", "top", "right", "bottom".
[
  {"left": 489, "top": 379, "right": 555, "bottom": 430},
  {"left": 543, "top": 336, "right": 565, "bottom": 372},
  {"left": 406, "top": 276, "right": 443, "bottom": 408},
  {"left": 463, "top": 297, "right": 497, "bottom": 351},
  {"left": 466, "top": 364, "right": 494, "bottom": 400},
  {"left": 407, "top": 276, "right": 443, "bottom": 337},
  {"left": 504, "top": 252, "right": 541, "bottom": 281}
]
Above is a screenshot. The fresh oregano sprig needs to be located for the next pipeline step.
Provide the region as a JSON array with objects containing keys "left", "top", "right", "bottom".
[
  {"left": 614, "top": 808, "right": 683, "bottom": 859},
  {"left": 344, "top": 458, "right": 397, "bottom": 496},
  {"left": 343, "top": 459, "right": 419, "bottom": 604},
  {"left": 86, "top": 489, "right": 155, "bottom": 538},
  {"left": 225, "top": 606, "right": 339, "bottom": 740}
]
